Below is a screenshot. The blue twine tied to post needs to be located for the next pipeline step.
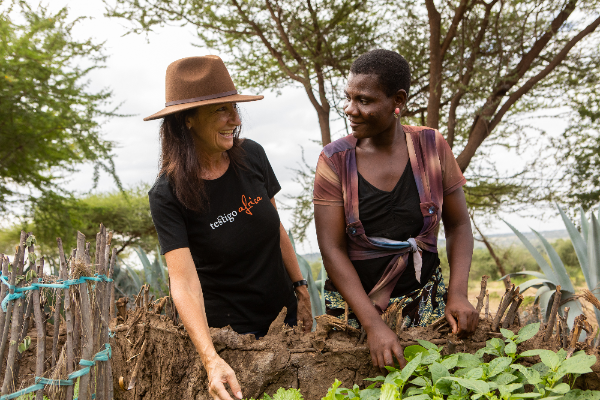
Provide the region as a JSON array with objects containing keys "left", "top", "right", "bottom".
[
  {"left": 0, "top": 273, "right": 113, "bottom": 312},
  {"left": 0, "top": 343, "right": 112, "bottom": 400}
]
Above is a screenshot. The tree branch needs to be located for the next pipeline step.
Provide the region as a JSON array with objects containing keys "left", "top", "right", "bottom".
[
  {"left": 488, "top": 14, "right": 600, "bottom": 133},
  {"left": 440, "top": 0, "right": 471, "bottom": 59}
]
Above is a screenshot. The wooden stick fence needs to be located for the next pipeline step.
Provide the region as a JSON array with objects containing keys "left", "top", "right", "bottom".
[{"left": 0, "top": 226, "right": 116, "bottom": 400}]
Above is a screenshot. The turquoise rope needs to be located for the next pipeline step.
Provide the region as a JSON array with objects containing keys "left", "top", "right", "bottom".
[
  {"left": 0, "top": 274, "right": 113, "bottom": 312},
  {"left": 0, "top": 343, "right": 112, "bottom": 400}
]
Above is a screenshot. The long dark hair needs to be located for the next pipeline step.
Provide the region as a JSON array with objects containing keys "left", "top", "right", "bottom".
[{"left": 158, "top": 105, "right": 245, "bottom": 212}]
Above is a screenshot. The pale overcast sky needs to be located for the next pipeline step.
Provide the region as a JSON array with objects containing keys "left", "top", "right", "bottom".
[{"left": 36, "top": 0, "right": 570, "bottom": 253}]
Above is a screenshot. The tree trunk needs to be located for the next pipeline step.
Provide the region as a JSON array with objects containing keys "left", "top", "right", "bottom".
[
  {"left": 425, "top": 0, "right": 442, "bottom": 129},
  {"left": 316, "top": 107, "right": 331, "bottom": 146}
]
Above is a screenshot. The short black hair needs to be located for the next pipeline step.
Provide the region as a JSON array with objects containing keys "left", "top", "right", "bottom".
[{"left": 350, "top": 49, "right": 411, "bottom": 97}]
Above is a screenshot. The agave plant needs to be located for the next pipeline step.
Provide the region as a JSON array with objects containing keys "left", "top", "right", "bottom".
[
  {"left": 288, "top": 231, "right": 324, "bottom": 329},
  {"left": 504, "top": 204, "right": 600, "bottom": 329},
  {"left": 504, "top": 221, "right": 583, "bottom": 329},
  {"left": 556, "top": 204, "right": 600, "bottom": 325}
]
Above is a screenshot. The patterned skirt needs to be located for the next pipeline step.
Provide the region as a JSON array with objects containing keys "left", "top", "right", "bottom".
[{"left": 324, "top": 267, "right": 447, "bottom": 329}]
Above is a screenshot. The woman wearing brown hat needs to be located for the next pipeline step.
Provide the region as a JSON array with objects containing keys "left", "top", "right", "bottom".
[{"left": 146, "top": 56, "right": 312, "bottom": 400}]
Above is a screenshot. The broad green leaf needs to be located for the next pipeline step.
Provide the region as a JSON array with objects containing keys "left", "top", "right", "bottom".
[
  {"left": 493, "top": 373, "right": 518, "bottom": 385},
  {"left": 404, "top": 345, "right": 427, "bottom": 362},
  {"left": 457, "top": 353, "right": 482, "bottom": 368},
  {"left": 498, "top": 383, "right": 522, "bottom": 398},
  {"left": 410, "top": 377, "right": 429, "bottom": 387},
  {"left": 558, "top": 353, "right": 596, "bottom": 375},
  {"left": 379, "top": 383, "right": 398, "bottom": 400},
  {"left": 440, "top": 354, "right": 458, "bottom": 370},
  {"left": 417, "top": 340, "right": 439, "bottom": 351},
  {"left": 430, "top": 362, "right": 449, "bottom": 384},
  {"left": 402, "top": 395, "right": 431, "bottom": 400},
  {"left": 500, "top": 328, "right": 515, "bottom": 339},
  {"left": 510, "top": 364, "right": 542, "bottom": 385},
  {"left": 384, "top": 371, "right": 401, "bottom": 385},
  {"left": 421, "top": 351, "right": 441, "bottom": 365},
  {"left": 548, "top": 383, "right": 570, "bottom": 394},
  {"left": 516, "top": 323, "right": 540, "bottom": 344},
  {"left": 400, "top": 353, "right": 422, "bottom": 382},
  {"left": 465, "top": 367, "right": 483, "bottom": 380},
  {"left": 358, "top": 389, "right": 380, "bottom": 400},
  {"left": 442, "top": 377, "right": 489, "bottom": 394},
  {"left": 520, "top": 349, "right": 560, "bottom": 370},
  {"left": 360, "top": 388, "right": 381, "bottom": 400},
  {"left": 505, "top": 341, "right": 517, "bottom": 356},
  {"left": 488, "top": 357, "right": 512, "bottom": 378},
  {"left": 363, "top": 376, "right": 385, "bottom": 382},
  {"left": 561, "top": 389, "right": 600, "bottom": 400}
]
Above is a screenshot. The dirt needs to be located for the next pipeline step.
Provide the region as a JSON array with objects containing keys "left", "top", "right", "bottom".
[{"left": 109, "top": 305, "right": 600, "bottom": 400}]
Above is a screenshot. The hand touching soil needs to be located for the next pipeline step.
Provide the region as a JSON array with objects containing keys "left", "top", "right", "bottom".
[
  {"left": 366, "top": 321, "right": 407, "bottom": 371},
  {"left": 445, "top": 294, "right": 479, "bottom": 338},
  {"left": 295, "top": 286, "right": 313, "bottom": 333},
  {"left": 206, "top": 355, "right": 243, "bottom": 400}
]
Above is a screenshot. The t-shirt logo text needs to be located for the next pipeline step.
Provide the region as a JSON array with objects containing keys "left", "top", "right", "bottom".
[{"left": 239, "top": 195, "right": 263, "bottom": 215}]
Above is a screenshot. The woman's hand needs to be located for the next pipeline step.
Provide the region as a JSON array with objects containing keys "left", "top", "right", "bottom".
[
  {"left": 295, "top": 286, "right": 313, "bottom": 332},
  {"left": 366, "top": 321, "right": 406, "bottom": 371},
  {"left": 205, "top": 355, "right": 243, "bottom": 400},
  {"left": 445, "top": 294, "right": 478, "bottom": 338}
]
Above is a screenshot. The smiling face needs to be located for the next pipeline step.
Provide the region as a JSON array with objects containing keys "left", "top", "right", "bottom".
[
  {"left": 186, "top": 102, "right": 241, "bottom": 156},
  {"left": 343, "top": 73, "right": 406, "bottom": 140}
]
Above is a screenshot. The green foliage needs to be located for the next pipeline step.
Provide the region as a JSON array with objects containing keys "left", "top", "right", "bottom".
[
  {"left": 0, "top": 185, "right": 157, "bottom": 271},
  {"left": 506, "top": 204, "right": 600, "bottom": 328},
  {"left": 246, "top": 386, "right": 304, "bottom": 400},
  {"left": 0, "top": 1, "right": 121, "bottom": 213},
  {"left": 320, "top": 323, "right": 599, "bottom": 399},
  {"left": 115, "top": 246, "right": 168, "bottom": 298},
  {"left": 289, "top": 232, "right": 324, "bottom": 327}
]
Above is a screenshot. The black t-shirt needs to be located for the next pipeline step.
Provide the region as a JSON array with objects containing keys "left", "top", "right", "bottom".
[
  {"left": 352, "top": 162, "right": 439, "bottom": 297},
  {"left": 148, "top": 139, "right": 297, "bottom": 333}
]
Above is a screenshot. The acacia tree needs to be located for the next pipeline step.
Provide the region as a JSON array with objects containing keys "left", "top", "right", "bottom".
[
  {"left": 108, "top": 0, "right": 600, "bottom": 242},
  {"left": 0, "top": 2, "right": 121, "bottom": 213},
  {"left": 107, "top": 0, "right": 381, "bottom": 146},
  {"left": 394, "top": 0, "right": 600, "bottom": 173}
]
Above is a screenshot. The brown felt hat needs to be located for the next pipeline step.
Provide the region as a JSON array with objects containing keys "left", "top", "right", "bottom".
[{"left": 144, "top": 55, "right": 263, "bottom": 121}]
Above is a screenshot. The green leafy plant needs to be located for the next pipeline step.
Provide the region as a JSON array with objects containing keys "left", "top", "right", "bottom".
[{"left": 323, "top": 322, "right": 599, "bottom": 400}]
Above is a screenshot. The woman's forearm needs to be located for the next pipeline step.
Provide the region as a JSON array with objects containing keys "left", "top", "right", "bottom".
[
  {"left": 165, "top": 249, "right": 218, "bottom": 365},
  {"left": 171, "top": 283, "right": 218, "bottom": 364},
  {"left": 445, "top": 221, "right": 474, "bottom": 300}
]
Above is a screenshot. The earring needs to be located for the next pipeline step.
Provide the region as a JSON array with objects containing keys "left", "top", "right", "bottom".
[{"left": 393, "top": 108, "right": 400, "bottom": 119}]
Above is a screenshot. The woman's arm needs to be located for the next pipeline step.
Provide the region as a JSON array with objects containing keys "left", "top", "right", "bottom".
[
  {"left": 441, "top": 187, "right": 479, "bottom": 337},
  {"left": 270, "top": 197, "right": 313, "bottom": 332},
  {"left": 314, "top": 204, "right": 405, "bottom": 370},
  {"left": 165, "top": 248, "right": 242, "bottom": 400}
]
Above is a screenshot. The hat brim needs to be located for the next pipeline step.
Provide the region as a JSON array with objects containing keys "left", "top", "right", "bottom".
[{"left": 143, "top": 94, "right": 264, "bottom": 121}]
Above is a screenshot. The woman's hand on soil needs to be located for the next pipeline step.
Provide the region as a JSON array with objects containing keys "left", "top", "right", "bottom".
[
  {"left": 366, "top": 323, "right": 406, "bottom": 371},
  {"left": 205, "top": 355, "right": 242, "bottom": 400},
  {"left": 445, "top": 295, "right": 479, "bottom": 338},
  {"left": 295, "top": 286, "right": 313, "bottom": 333}
]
